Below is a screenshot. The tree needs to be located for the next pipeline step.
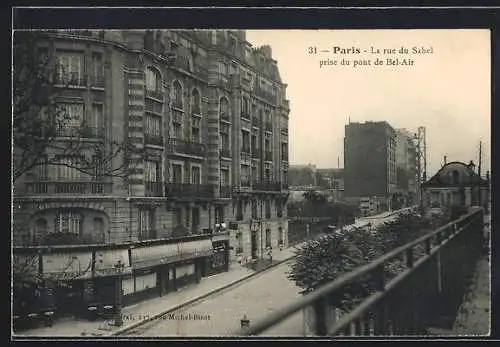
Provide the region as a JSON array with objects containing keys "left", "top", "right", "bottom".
[
  {"left": 288, "top": 211, "right": 438, "bottom": 312},
  {"left": 13, "top": 31, "right": 141, "bottom": 183}
]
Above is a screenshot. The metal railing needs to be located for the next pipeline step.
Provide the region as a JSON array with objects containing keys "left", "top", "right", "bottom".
[
  {"left": 165, "top": 183, "right": 215, "bottom": 199},
  {"left": 237, "top": 208, "right": 485, "bottom": 336},
  {"left": 168, "top": 138, "right": 205, "bottom": 157},
  {"left": 144, "top": 133, "right": 164, "bottom": 146},
  {"left": 145, "top": 88, "right": 164, "bottom": 101},
  {"left": 220, "top": 148, "right": 231, "bottom": 158},
  {"left": 145, "top": 181, "right": 163, "bottom": 197},
  {"left": 55, "top": 73, "right": 87, "bottom": 87},
  {"left": 252, "top": 181, "right": 282, "bottom": 192},
  {"left": 55, "top": 126, "right": 105, "bottom": 139},
  {"left": 25, "top": 181, "right": 113, "bottom": 195},
  {"left": 91, "top": 73, "right": 105, "bottom": 88},
  {"left": 219, "top": 185, "right": 232, "bottom": 198}
]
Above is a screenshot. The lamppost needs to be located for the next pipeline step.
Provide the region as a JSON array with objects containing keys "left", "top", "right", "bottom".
[{"left": 114, "top": 259, "right": 125, "bottom": 327}]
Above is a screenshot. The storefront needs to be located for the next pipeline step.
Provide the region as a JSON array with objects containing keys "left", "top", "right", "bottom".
[{"left": 204, "top": 235, "right": 230, "bottom": 277}]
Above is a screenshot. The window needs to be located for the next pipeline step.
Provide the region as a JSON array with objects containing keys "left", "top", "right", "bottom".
[
  {"left": 215, "top": 206, "right": 225, "bottom": 224},
  {"left": 218, "top": 62, "right": 227, "bottom": 76},
  {"left": 277, "top": 201, "right": 283, "bottom": 217},
  {"left": 146, "top": 67, "right": 162, "bottom": 93},
  {"left": 236, "top": 231, "right": 243, "bottom": 253},
  {"left": 192, "top": 207, "right": 200, "bottom": 232},
  {"left": 146, "top": 114, "right": 161, "bottom": 137},
  {"left": 191, "top": 116, "right": 201, "bottom": 143},
  {"left": 264, "top": 168, "right": 271, "bottom": 182},
  {"left": 93, "top": 217, "right": 105, "bottom": 242},
  {"left": 55, "top": 212, "right": 83, "bottom": 235},
  {"left": 139, "top": 208, "right": 154, "bottom": 240},
  {"left": 54, "top": 156, "right": 84, "bottom": 180},
  {"left": 91, "top": 52, "right": 104, "bottom": 87},
  {"left": 90, "top": 104, "right": 103, "bottom": 134},
  {"left": 57, "top": 103, "right": 84, "bottom": 130},
  {"left": 241, "top": 97, "right": 250, "bottom": 117},
  {"left": 172, "top": 123, "right": 183, "bottom": 139},
  {"left": 220, "top": 169, "right": 230, "bottom": 186},
  {"left": 251, "top": 200, "right": 258, "bottom": 219},
  {"left": 92, "top": 154, "right": 104, "bottom": 180},
  {"left": 241, "top": 130, "right": 250, "bottom": 153},
  {"left": 219, "top": 98, "right": 229, "bottom": 121},
  {"left": 56, "top": 51, "right": 85, "bottom": 86},
  {"left": 173, "top": 207, "right": 182, "bottom": 226},
  {"left": 172, "top": 81, "right": 183, "bottom": 109},
  {"left": 241, "top": 165, "right": 250, "bottom": 185},
  {"left": 265, "top": 228, "right": 271, "bottom": 248},
  {"left": 251, "top": 166, "right": 258, "bottom": 181},
  {"left": 278, "top": 227, "right": 284, "bottom": 245},
  {"left": 191, "top": 89, "right": 201, "bottom": 115},
  {"left": 283, "top": 170, "right": 288, "bottom": 185},
  {"left": 191, "top": 166, "right": 201, "bottom": 184},
  {"left": 172, "top": 164, "right": 183, "bottom": 183},
  {"left": 145, "top": 160, "right": 161, "bottom": 182},
  {"left": 236, "top": 200, "right": 243, "bottom": 221},
  {"left": 265, "top": 200, "right": 271, "bottom": 219}
]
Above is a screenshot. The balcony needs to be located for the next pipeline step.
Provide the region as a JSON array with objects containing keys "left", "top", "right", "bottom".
[
  {"left": 241, "top": 179, "right": 251, "bottom": 188},
  {"left": 18, "top": 232, "right": 107, "bottom": 247},
  {"left": 241, "top": 150, "right": 251, "bottom": 163},
  {"left": 25, "top": 181, "right": 113, "bottom": 195},
  {"left": 56, "top": 126, "right": 104, "bottom": 139},
  {"left": 55, "top": 72, "right": 87, "bottom": 87},
  {"left": 220, "top": 148, "right": 231, "bottom": 158},
  {"left": 145, "top": 181, "right": 163, "bottom": 197},
  {"left": 168, "top": 139, "right": 205, "bottom": 157},
  {"left": 241, "top": 111, "right": 251, "bottom": 121},
  {"left": 145, "top": 88, "right": 164, "bottom": 101},
  {"left": 282, "top": 153, "right": 289, "bottom": 162},
  {"left": 220, "top": 111, "right": 230, "bottom": 123},
  {"left": 91, "top": 73, "right": 105, "bottom": 88},
  {"left": 265, "top": 151, "right": 273, "bottom": 162},
  {"left": 264, "top": 122, "right": 273, "bottom": 132},
  {"left": 255, "top": 84, "right": 276, "bottom": 104},
  {"left": 165, "top": 183, "right": 215, "bottom": 199},
  {"left": 219, "top": 185, "right": 232, "bottom": 198},
  {"left": 252, "top": 117, "right": 260, "bottom": 128},
  {"left": 144, "top": 133, "right": 164, "bottom": 146},
  {"left": 252, "top": 180, "right": 282, "bottom": 192}
]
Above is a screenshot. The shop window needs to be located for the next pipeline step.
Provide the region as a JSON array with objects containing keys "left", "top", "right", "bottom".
[{"left": 265, "top": 228, "right": 271, "bottom": 248}]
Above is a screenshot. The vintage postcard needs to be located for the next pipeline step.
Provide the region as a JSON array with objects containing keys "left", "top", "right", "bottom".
[{"left": 12, "top": 27, "right": 491, "bottom": 338}]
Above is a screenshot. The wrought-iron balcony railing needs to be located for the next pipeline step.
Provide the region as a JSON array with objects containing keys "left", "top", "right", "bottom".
[
  {"left": 145, "top": 88, "right": 164, "bottom": 101},
  {"left": 265, "top": 122, "right": 273, "bottom": 132},
  {"left": 192, "top": 106, "right": 201, "bottom": 116},
  {"left": 241, "top": 111, "right": 251, "bottom": 120},
  {"left": 252, "top": 117, "right": 260, "bottom": 128},
  {"left": 241, "top": 151, "right": 251, "bottom": 162},
  {"left": 144, "top": 133, "right": 164, "bottom": 146},
  {"left": 138, "top": 229, "right": 158, "bottom": 241},
  {"left": 220, "top": 111, "right": 230, "bottom": 122},
  {"left": 55, "top": 73, "right": 87, "bottom": 87},
  {"left": 145, "top": 181, "right": 163, "bottom": 197},
  {"left": 168, "top": 138, "right": 206, "bottom": 157},
  {"left": 265, "top": 151, "right": 273, "bottom": 162},
  {"left": 219, "top": 185, "right": 232, "bottom": 198},
  {"left": 17, "top": 232, "right": 107, "bottom": 247},
  {"left": 145, "top": 99, "right": 163, "bottom": 114},
  {"left": 241, "top": 179, "right": 251, "bottom": 188},
  {"left": 165, "top": 183, "right": 215, "bottom": 199},
  {"left": 252, "top": 149, "right": 260, "bottom": 159},
  {"left": 25, "top": 181, "right": 113, "bottom": 195},
  {"left": 252, "top": 180, "right": 282, "bottom": 192},
  {"left": 220, "top": 148, "right": 231, "bottom": 158},
  {"left": 236, "top": 208, "right": 485, "bottom": 336},
  {"left": 56, "top": 126, "right": 104, "bottom": 139},
  {"left": 91, "top": 73, "right": 105, "bottom": 88},
  {"left": 172, "top": 100, "right": 184, "bottom": 110}
]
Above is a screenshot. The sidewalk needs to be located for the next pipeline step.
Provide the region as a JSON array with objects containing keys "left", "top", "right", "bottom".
[{"left": 15, "top": 246, "right": 297, "bottom": 337}]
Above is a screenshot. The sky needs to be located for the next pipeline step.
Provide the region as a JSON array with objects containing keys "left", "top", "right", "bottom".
[{"left": 245, "top": 29, "right": 491, "bottom": 176}]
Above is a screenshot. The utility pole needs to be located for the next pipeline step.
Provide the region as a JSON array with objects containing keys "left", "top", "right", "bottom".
[
  {"left": 478, "top": 141, "right": 482, "bottom": 207},
  {"left": 414, "top": 127, "right": 426, "bottom": 212}
]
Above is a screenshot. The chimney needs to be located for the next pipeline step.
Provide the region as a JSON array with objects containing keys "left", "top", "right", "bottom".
[{"left": 443, "top": 156, "right": 447, "bottom": 166}]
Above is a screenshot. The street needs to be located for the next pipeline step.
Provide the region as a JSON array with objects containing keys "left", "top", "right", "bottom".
[{"left": 126, "top": 211, "right": 403, "bottom": 337}]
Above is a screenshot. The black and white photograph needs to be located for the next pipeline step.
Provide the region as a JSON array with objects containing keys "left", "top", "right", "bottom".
[{"left": 11, "top": 15, "right": 493, "bottom": 339}]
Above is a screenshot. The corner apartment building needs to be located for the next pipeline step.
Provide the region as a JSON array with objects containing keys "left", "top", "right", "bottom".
[
  {"left": 344, "top": 121, "right": 396, "bottom": 203},
  {"left": 395, "top": 129, "right": 418, "bottom": 197},
  {"left": 13, "top": 30, "right": 290, "bottom": 311}
]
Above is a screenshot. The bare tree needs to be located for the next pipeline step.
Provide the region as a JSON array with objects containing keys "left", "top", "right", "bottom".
[{"left": 12, "top": 30, "right": 142, "bottom": 184}]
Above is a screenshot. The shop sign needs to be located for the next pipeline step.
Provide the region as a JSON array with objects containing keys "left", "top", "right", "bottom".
[
  {"left": 42, "top": 251, "right": 93, "bottom": 280},
  {"left": 94, "top": 249, "right": 132, "bottom": 277},
  {"left": 131, "top": 243, "right": 178, "bottom": 269}
]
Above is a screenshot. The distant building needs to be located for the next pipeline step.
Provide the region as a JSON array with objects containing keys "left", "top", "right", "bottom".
[
  {"left": 395, "top": 129, "right": 418, "bottom": 199},
  {"left": 421, "top": 161, "right": 489, "bottom": 211},
  {"left": 344, "top": 121, "right": 397, "bottom": 201},
  {"left": 288, "top": 164, "right": 317, "bottom": 188},
  {"left": 316, "top": 168, "right": 345, "bottom": 202}
]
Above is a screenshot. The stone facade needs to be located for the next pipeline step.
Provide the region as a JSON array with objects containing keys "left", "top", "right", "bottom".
[{"left": 13, "top": 30, "right": 290, "bottom": 260}]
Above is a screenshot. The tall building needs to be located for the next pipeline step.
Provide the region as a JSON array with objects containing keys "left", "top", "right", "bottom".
[
  {"left": 395, "top": 129, "right": 418, "bottom": 197},
  {"left": 288, "top": 164, "right": 317, "bottom": 188},
  {"left": 13, "top": 30, "right": 290, "bottom": 311},
  {"left": 344, "top": 121, "right": 396, "bottom": 200}
]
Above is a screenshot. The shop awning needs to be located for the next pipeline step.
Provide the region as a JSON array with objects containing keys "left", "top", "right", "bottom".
[
  {"left": 41, "top": 251, "right": 93, "bottom": 281},
  {"left": 94, "top": 249, "right": 132, "bottom": 277}
]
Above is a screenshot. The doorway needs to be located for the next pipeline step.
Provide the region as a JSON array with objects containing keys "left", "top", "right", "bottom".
[{"left": 251, "top": 231, "right": 258, "bottom": 259}]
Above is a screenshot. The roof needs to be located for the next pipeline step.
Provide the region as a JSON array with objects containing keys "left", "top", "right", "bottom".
[{"left": 422, "top": 161, "right": 489, "bottom": 188}]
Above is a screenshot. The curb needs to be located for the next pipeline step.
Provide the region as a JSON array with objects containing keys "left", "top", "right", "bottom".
[{"left": 109, "top": 254, "right": 296, "bottom": 336}]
